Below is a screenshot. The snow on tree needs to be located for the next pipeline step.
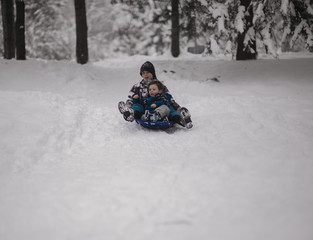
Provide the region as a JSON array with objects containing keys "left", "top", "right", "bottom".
[
  {"left": 86, "top": 1, "right": 113, "bottom": 60},
  {"left": 109, "top": 0, "right": 170, "bottom": 56},
  {"left": 181, "top": 0, "right": 233, "bottom": 55},
  {"left": 252, "top": 1, "right": 280, "bottom": 57},
  {"left": 25, "top": 0, "right": 75, "bottom": 60},
  {"left": 1, "top": 0, "right": 312, "bottom": 60},
  {"left": 235, "top": 5, "right": 245, "bottom": 34},
  {"left": 279, "top": 0, "right": 313, "bottom": 52}
]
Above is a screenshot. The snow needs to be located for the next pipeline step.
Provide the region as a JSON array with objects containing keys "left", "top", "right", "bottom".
[
  {"left": 211, "top": 2, "right": 228, "bottom": 33},
  {"left": 1, "top": 54, "right": 313, "bottom": 240},
  {"left": 235, "top": 5, "right": 245, "bottom": 34},
  {"left": 281, "top": 0, "right": 289, "bottom": 16}
]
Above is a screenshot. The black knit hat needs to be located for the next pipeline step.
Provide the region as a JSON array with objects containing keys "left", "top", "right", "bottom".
[{"left": 140, "top": 61, "right": 157, "bottom": 79}]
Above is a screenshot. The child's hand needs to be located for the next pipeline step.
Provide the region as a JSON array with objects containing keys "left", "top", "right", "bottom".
[
  {"left": 133, "top": 94, "right": 139, "bottom": 99},
  {"left": 151, "top": 103, "right": 157, "bottom": 108}
]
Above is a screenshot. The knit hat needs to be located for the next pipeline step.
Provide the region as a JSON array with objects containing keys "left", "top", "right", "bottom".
[{"left": 140, "top": 61, "right": 157, "bottom": 79}]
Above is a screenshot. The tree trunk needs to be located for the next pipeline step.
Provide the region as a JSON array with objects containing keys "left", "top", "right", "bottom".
[
  {"left": 1, "top": 0, "right": 15, "bottom": 59},
  {"left": 74, "top": 0, "right": 88, "bottom": 64},
  {"left": 15, "top": 0, "right": 26, "bottom": 60},
  {"left": 171, "top": 0, "right": 180, "bottom": 57},
  {"left": 236, "top": 0, "right": 257, "bottom": 60}
]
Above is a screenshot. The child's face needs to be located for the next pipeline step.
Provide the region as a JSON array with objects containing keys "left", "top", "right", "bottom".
[
  {"left": 149, "top": 84, "right": 161, "bottom": 97},
  {"left": 141, "top": 71, "right": 153, "bottom": 81}
]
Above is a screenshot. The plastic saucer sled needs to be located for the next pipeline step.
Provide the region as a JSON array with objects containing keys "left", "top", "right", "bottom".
[{"left": 135, "top": 119, "right": 175, "bottom": 129}]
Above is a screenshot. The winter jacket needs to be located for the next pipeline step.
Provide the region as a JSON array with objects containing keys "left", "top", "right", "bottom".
[
  {"left": 128, "top": 79, "right": 181, "bottom": 110},
  {"left": 146, "top": 93, "right": 171, "bottom": 113}
]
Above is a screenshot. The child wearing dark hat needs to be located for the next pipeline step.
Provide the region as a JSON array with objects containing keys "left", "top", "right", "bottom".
[{"left": 118, "top": 61, "right": 193, "bottom": 129}]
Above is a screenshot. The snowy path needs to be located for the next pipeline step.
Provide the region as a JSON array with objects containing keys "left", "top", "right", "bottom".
[{"left": 1, "top": 57, "right": 313, "bottom": 240}]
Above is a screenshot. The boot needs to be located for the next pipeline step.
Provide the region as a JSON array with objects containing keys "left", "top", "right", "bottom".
[{"left": 118, "top": 101, "right": 135, "bottom": 122}]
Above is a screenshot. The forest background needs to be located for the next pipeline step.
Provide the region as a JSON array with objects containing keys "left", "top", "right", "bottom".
[{"left": 1, "top": 0, "right": 313, "bottom": 62}]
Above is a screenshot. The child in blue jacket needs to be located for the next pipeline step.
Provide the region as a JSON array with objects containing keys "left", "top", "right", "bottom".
[{"left": 143, "top": 80, "right": 174, "bottom": 122}]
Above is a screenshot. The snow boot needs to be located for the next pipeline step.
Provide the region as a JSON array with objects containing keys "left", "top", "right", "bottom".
[
  {"left": 180, "top": 107, "right": 193, "bottom": 129},
  {"left": 152, "top": 112, "right": 161, "bottom": 122},
  {"left": 118, "top": 101, "right": 135, "bottom": 122},
  {"left": 143, "top": 110, "right": 161, "bottom": 122},
  {"left": 143, "top": 110, "right": 151, "bottom": 121}
]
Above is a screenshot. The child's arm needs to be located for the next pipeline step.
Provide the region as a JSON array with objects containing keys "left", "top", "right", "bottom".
[
  {"left": 150, "top": 100, "right": 165, "bottom": 109},
  {"left": 151, "top": 94, "right": 167, "bottom": 108},
  {"left": 128, "top": 83, "right": 140, "bottom": 100},
  {"left": 162, "top": 85, "right": 181, "bottom": 110}
]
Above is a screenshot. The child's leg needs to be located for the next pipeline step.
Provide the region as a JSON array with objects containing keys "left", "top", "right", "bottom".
[
  {"left": 144, "top": 105, "right": 170, "bottom": 121},
  {"left": 169, "top": 107, "right": 193, "bottom": 129},
  {"left": 131, "top": 103, "right": 145, "bottom": 119},
  {"left": 169, "top": 109, "right": 182, "bottom": 124},
  {"left": 180, "top": 107, "right": 193, "bottom": 129},
  {"left": 154, "top": 105, "right": 170, "bottom": 120}
]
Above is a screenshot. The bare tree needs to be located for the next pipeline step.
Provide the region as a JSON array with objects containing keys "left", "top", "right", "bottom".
[
  {"left": 171, "top": 0, "right": 179, "bottom": 57},
  {"left": 15, "top": 0, "right": 26, "bottom": 60},
  {"left": 74, "top": 0, "right": 88, "bottom": 64},
  {"left": 1, "top": 0, "right": 15, "bottom": 59}
]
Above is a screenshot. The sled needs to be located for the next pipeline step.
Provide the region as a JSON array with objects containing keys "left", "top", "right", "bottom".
[{"left": 135, "top": 119, "right": 175, "bottom": 129}]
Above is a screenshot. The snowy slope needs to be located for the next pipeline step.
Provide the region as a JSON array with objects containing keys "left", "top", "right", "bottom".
[{"left": 1, "top": 55, "right": 313, "bottom": 240}]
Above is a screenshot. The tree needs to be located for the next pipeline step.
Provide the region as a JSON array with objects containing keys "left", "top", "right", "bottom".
[
  {"left": 171, "top": 0, "right": 180, "bottom": 57},
  {"left": 15, "top": 0, "right": 26, "bottom": 60},
  {"left": 109, "top": 0, "right": 171, "bottom": 56},
  {"left": 281, "top": 0, "right": 313, "bottom": 52},
  {"left": 74, "top": 0, "right": 88, "bottom": 64},
  {"left": 1, "top": 0, "right": 15, "bottom": 59},
  {"left": 7, "top": 0, "right": 310, "bottom": 60},
  {"left": 25, "top": 0, "right": 74, "bottom": 60},
  {"left": 236, "top": 0, "right": 257, "bottom": 60}
]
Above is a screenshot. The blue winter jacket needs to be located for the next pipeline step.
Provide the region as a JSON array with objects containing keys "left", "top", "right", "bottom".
[{"left": 146, "top": 93, "right": 172, "bottom": 113}]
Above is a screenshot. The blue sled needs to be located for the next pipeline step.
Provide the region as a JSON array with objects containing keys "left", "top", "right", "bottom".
[{"left": 135, "top": 119, "right": 175, "bottom": 129}]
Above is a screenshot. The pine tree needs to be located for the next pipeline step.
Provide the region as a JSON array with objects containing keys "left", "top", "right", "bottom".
[
  {"left": 2, "top": 0, "right": 311, "bottom": 60},
  {"left": 180, "top": 0, "right": 207, "bottom": 54},
  {"left": 110, "top": 0, "right": 170, "bottom": 56},
  {"left": 251, "top": 0, "right": 313, "bottom": 56},
  {"left": 281, "top": 0, "right": 313, "bottom": 52},
  {"left": 25, "top": 0, "right": 74, "bottom": 60},
  {"left": 86, "top": 0, "right": 113, "bottom": 60}
]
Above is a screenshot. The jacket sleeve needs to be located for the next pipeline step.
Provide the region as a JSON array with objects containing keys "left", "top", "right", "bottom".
[
  {"left": 150, "top": 95, "right": 163, "bottom": 107},
  {"left": 154, "top": 100, "right": 166, "bottom": 107},
  {"left": 163, "top": 85, "right": 181, "bottom": 110},
  {"left": 170, "top": 98, "right": 181, "bottom": 110},
  {"left": 164, "top": 93, "right": 181, "bottom": 110},
  {"left": 128, "top": 83, "right": 140, "bottom": 99}
]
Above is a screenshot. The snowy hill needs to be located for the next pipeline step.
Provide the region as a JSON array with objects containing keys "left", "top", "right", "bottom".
[{"left": 1, "top": 55, "right": 313, "bottom": 240}]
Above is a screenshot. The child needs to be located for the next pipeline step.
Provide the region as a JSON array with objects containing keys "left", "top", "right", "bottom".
[
  {"left": 144, "top": 80, "right": 185, "bottom": 125},
  {"left": 118, "top": 61, "right": 193, "bottom": 128},
  {"left": 143, "top": 80, "right": 171, "bottom": 121}
]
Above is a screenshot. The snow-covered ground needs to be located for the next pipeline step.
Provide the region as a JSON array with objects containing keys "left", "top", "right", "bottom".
[{"left": 1, "top": 54, "right": 313, "bottom": 240}]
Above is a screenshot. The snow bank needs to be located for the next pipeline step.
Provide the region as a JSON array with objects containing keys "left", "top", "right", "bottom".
[{"left": 1, "top": 55, "right": 313, "bottom": 240}]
